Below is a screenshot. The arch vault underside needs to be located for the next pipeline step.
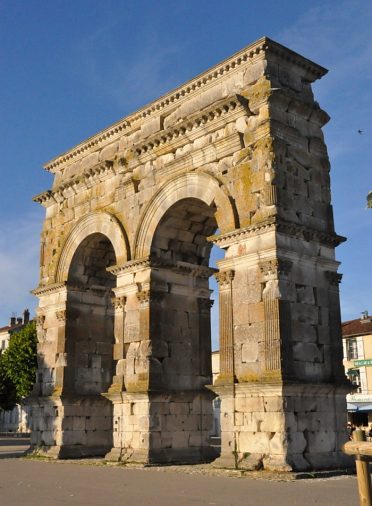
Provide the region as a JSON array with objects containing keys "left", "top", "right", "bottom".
[{"left": 30, "top": 37, "right": 349, "bottom": 471}]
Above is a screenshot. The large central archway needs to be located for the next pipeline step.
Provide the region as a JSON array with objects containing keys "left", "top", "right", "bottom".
[{"left": 137, "top": 189, "right": 225, "bottom": 462}]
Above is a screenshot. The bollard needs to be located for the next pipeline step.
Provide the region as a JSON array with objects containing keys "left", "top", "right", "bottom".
[{"left": 353, "top": 429, "right": 372, "bottom": 506}]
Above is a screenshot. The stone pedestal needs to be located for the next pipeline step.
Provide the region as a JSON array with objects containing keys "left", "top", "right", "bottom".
[
  {"left": 209, "top": 382, "right": 351, "bottom": 471},
  {"left": 28, "top": 395, "right": 113, "bottom": 458},
  {"left": 105, "top": 390, "right": 216, "bottom": 464}
]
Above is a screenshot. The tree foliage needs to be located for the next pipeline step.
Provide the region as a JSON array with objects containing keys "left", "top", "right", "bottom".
[{"left": 0, "top": 322, "right": 37, "bottom": 410}]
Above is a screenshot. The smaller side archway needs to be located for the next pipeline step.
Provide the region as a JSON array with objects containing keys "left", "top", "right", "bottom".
[
  {"left": 55, "top": 211, "right": 129, "bottom": 283},
  {"left": 50, "top": 212, "right": 129, "bottom": 457}
]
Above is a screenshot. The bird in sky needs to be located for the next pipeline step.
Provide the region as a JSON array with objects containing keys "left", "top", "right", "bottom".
[{"left": 358, "top": 129, "right": 363, "bottom": 134}]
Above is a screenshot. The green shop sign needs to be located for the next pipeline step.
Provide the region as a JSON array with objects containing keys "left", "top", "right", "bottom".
[{"left": 354, "top": 359, "right": 372, "bottom": 367}]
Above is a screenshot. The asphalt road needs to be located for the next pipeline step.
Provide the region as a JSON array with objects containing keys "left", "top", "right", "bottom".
[{"left": 0, "top": 438, "right": 359, "bottom": 506}]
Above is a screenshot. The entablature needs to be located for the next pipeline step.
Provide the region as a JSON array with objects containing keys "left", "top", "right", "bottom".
[{"left": 43, "top": 37, "right": 326, "bottom": 175}]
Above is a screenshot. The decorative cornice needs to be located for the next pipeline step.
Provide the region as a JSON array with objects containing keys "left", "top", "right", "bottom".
[
  {"left": 208, "top": 218, "right": 277, "bottom": 247},
  {"left": 151, "top": 259, "right": 217, "bottom": 279},
  {"left": 208, "top": 217, "right": 346, "bottom": 248},
  {"left": 33, "top": 190, "right": 56, "bottom": 208},
  {"left": 32, "top": 282, "right": 67, "bottom": 297},
  {"left": 132, "top": 97, "right": 240, "bottom": 159},
  {"left": 33, "top": 160, "right": 115, "bottom": 207},
  {"left": 43, "top": 37, "right": 326, "bottom": 173},
  {"left": 107, "top": 257, "right": 151, "bottom": 275},
  {"left": 108, "top": 257, "right": 217, "bottom": 278}
]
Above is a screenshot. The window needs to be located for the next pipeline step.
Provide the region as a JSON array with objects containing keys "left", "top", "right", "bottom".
[
  {"left": 348, "top": 368, "right": 361, "bottom": 392},
  {"left": 346, "top": 338, "right": 358, "bottom": 360}
]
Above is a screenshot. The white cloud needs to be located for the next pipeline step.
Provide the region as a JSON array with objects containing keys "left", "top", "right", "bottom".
[{"left": 0, "top": 211, "right": 41, "bottom": 324}]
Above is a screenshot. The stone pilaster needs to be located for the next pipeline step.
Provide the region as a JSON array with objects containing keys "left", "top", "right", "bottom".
[
  {"left": 214, "top": 270, "right": 235, "bottom": 384},
  {"left": 260, "top": 259, "right": 293, "bottom": 379},
  {"left": 325, "top": 271, "right": 345, "bottom": 382}
]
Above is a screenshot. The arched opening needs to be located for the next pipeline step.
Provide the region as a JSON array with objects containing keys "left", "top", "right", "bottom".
[
  {"left": 149, "top": 197, "right": 223, "bottom": 461},
  {"left": 64, "top": 233, "right": 116, "bottom": 455}
]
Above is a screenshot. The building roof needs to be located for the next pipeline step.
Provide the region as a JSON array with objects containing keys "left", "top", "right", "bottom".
[
  {"left": 0, "top": 322, "right": 26, "bottom": 334},
  {"left": 342, "top": 317, "right": 372, "bottom": 338}
]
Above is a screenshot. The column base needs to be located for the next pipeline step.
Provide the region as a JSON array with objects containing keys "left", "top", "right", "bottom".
[
  {"left": 28, "top": 394, "right": 113, "bottom": 459},
  {"left": 209, "top": 381, "right": 353, "bottom": 472},
  {"left": 105, "top": 389, "right": 216, "bottom": 465}
]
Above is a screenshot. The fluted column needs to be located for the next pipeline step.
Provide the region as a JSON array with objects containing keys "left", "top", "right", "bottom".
[
  {"left": 214, "top": 270, "right": 235, "bottom": 384},
  {"left": 198, "top": 298, "right": 214, "bottom": 377},
  {"left": 54, "top": 308, "right": 67, "bottom": 395},
  {"left": 108, "top": 295, "right": 127, "bottom": 393},
  {"left": 325, "top": 271, "right": 345, "bottom": 382},
  {"left": 137, "top": 290, "right": 150, "bottom": 341},
  {"left": 260, "top": 259, "right": 293, "bottom": 378}
]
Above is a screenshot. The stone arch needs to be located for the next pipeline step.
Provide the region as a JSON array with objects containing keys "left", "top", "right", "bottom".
[
  {"left": 55, "top": 211, "right": 129, "bottom": 283},
  {"left": 134, "top": 172, "right": 237, "bottom": 259}
]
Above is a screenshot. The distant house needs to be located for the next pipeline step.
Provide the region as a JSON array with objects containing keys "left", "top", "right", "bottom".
[
  {"left": 0, "top": 309, "right": 32, "bottom": 434},
  {"left": 0, "top": 309, "right": 30, "bottom": 350},
  {"left": 343, "top": 310, "right": 372, "bottom": 427}
]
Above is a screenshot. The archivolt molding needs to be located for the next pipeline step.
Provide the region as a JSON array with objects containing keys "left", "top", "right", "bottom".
[
  {"left": 134, "top": 172, "right": 237, "bottom": 259},
  {"left": 55, "top": 211, "right": 129, "bottom": 283}
]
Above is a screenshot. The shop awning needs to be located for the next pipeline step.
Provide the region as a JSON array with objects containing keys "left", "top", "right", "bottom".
[{"left": 347, "top": 402, "right": 372, "bottom": 412}]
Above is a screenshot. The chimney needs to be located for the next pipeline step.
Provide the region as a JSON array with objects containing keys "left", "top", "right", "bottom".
[
  {"left": 361, "top": 310, "right": 369, "bottom": 320},
  {"left": 23, "top": 309, "right": 30, "bottom": 324},
  {"left": 16, "top": 317, "right": 22, "bottom": 324},
  {"left": 10, "top": 316, "right": 16, "bottom": 326}
]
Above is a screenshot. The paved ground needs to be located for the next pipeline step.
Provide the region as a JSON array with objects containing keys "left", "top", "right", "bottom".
[{"left": 0, "top": 437, "right": 360, "bottom": 506}]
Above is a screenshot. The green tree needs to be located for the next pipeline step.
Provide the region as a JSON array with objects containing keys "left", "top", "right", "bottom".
[
  {"left": 0, "top": 351, "right": 17, "bottom": 410},
  {"left": 0, "top": 322, "right": 37, "bottom": 410}
]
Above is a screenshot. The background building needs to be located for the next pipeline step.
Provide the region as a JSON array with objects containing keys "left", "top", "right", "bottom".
[
  {"left": 0, "top": 310, "right": 32, "bottom": 434},
  {"left": 343, "top": 310, "right": 372, "bottom": 426},
  {"left": 0, "top": 309, "right": 30, "bottom": 350}
]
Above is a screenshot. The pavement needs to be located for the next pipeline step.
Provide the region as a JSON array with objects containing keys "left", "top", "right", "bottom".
[{"left": 0, "top": 437, "right": 360, "bottom": 505}]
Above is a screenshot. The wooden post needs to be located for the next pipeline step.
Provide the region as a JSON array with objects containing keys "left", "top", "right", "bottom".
[{"left": 354, "top": 429, "right": 372, "bottom": 506}]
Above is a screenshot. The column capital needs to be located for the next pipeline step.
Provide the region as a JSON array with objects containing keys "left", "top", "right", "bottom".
[
  {"left": 214, "top": 269, "right": 235, "bottom": 288},
  {"left": 55, "top": 309, "right": 66, "bottom": 322},
  {"left": 324, "top": 270, "right": 342, "bottom": 286},
  {"left": 259, "top": 258, "right": 292, "bottom": 278},
  {"left": 198, "top": 298, "right": 214, "bottom": 311},
  {"left": 111, "top": 295, "right": 127, "bottom": 310}
]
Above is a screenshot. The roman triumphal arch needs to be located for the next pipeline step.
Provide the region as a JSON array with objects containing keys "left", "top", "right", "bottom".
[{"left": 30, "top": 37, "right": 350, "bottom": 470}]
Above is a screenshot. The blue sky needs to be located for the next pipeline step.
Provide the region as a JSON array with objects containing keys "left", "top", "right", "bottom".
[{"left": 0, "top": 1, "right": 370, "bottom": 343}]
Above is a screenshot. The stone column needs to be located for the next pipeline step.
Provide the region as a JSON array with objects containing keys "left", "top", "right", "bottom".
[
  {"left": 54, "top": 308, "right": 68, "bottom": 395},
  {"left": 260, "top": 259, "right": 293, "bottom": 379},
  {"left": 214, "top": 270, "right": 235, "bottom": 384},
  {"left": 325, "top": 271, "right": 345, "bottom": 382},
  {"left": 109, "top": 295, "right": 127, "bottom": 393},
  {"left": 198, "top": 298, "right": 214, "bottom": 377}
]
